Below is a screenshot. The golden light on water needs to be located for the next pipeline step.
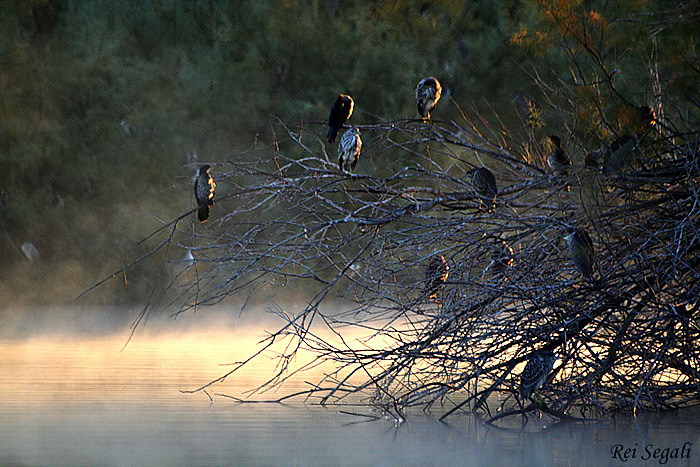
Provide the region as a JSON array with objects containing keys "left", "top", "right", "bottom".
[
  {"left": 2, "top": 306, "right": 689, "bottom": 414},
  {"left": 0, "top": 316, "right": 388, "bottom": 406},
  {"left": 3, "top": 309, "right": 699, "bottom": 467},
  {"left": 1, "top": 332, "right": 243, "bottom": 405}
]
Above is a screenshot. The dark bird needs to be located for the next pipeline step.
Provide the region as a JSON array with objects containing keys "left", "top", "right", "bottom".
[
  {"left": 602, "top": 105, "right": 656, "bottom": 173},
  {"left": 564, "top": 228, "right": 595, "bottom": 280},
  {"left": 415, "top": 77, "right": 442, "bottom": 120},
  {"left": 338, "top": 127, "right": 362, "bottom": 173},
  {"left": 425, "top": 255, "right": 449, "bottom": 301},
  {"left": 520, "top": 350, "right": 557, "bottom": 399},
  {"left": 327, "top": 94, "right": 354, "bottom": 144},
  {"left": 470, "top": 167, "right": 497, "bottom": 211},
  {"left": 601, "top": 135, "right": 637, "bottom": 173},
  {"left": 585, "top": 146, "right": 604, "bottom": 170},
  {"left": 492, "top": 238, "right": 514, "bottom": 278},
  {"left": 636, "top": 105, "right": 656, "bottom": 130},
  {"left": 543, "top": 135, "right": 571, "bottom": 176},
  {"left": 194, "top": 165, "right": 216, "bottom": 222}
]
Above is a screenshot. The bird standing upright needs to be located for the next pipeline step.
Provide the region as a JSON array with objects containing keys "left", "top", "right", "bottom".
[
  {"left": 519, "top": 350, "right": 557, "bottom": 399},
  {"left": 425, "top": 254, "right": 449, "bottom": 302},
  {"left": 564, "top": 228, "right": 595, "bottom": 281},
  {"left": 636, "top": 105, "right": 656, "bottom": 132},
  {"left": 327, "top": 94, "right": 354, "bottom": 144},
  {"left": 602, "top": 105, "right": 657, "bottom": 173},
  {"left": 492, "top": 238, "right": 514, "bottom": 278},
  {"left": 585, "top": 146, "right": 604, "bottom": 169},
  {"left": 543, "top": 135, "right": 571, "bottom": 176},
  {"left": 338, "top": 127, "right": 362, "bottom": 173},
  {"left": 194, "top": 165, "right": 216, "bottom": 223},
  {"left": 470, "top": 167, "right": 497, "bottom": 211},
  {"left": 415, "top": 77, "right": 442, "bottom": 121}
]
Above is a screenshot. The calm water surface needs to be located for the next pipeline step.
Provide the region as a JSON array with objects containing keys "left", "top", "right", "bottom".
[{"left": 1, "top": 308, "right": 698, "bottom": 466}]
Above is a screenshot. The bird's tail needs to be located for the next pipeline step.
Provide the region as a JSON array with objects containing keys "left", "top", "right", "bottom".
[
  {"left": 197, "top": 205, "right": 210, "bottom": 222},
  {"left": 327, "top": 126, "right": 338, "bottom": 144}
]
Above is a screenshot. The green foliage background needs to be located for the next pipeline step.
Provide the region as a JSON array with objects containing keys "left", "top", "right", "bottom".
[{"left": 0, "top": 0, "right": 695, "bottom": 305}]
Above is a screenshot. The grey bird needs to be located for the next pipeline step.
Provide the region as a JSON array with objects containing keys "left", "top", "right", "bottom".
[
  {"left": 543, "top": 135, "right": 571, "bottom": 175},
  {"left": 327, "top": 94, "right": 354, "bottom": 144},
  {"left": 564, "top": 228, "right": 595, "bottom": 280},
  {"left": 194, "top": 165, "right": 216, "bottom": 223},
  {"left": 425, "top": 255, "right": 449, "bottom": 301},
  {"left": 520, "top": 350, "right": 557, "bottom": 399},
  {"left": 470, "top": 167, "right": 497, "bottom": 211},
  {"left": 415, "top": 77, "right": 442, "bottom": 121},
  {"left": 338, "top": 127, "right": 362, "bottom": 173}
]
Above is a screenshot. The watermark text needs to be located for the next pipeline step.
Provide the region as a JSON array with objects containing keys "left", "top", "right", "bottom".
[{"left": 611, "top": 442, "right": 692, "bottom": 464}]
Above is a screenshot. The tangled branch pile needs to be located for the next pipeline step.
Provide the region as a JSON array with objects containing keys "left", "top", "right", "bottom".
[
  {"left": 104, "top": 3, "right": 699, "bottom": 423},
  {"left": 145, "top": 94, "right": 698, "bottom": 422}
]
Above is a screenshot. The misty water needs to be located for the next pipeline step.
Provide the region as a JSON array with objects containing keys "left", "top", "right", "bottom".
[{"left": 1, "top": 307, "right": 698, "bottom": 466}]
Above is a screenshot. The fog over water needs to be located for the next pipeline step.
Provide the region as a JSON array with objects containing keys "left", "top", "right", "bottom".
[
  {"left": 1, "top": 305, "right": 698, "bottom": 465},
  {"left": 0, "top": 1, "right": 696, "bottom": 464}
]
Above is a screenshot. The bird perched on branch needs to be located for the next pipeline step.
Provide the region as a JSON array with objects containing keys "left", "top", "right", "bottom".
[
  {"left": 543, "top": 135, "right": 571, "bottom": 176},
  {"left": 470, "top": 167, "right": 497, "bottom": 211},
  {"left": 585, "top": 146, "right": 604, "bottom": 170},
  {"left": 327, "top": 94, "right": 354, "bottom": 144},
  {"left": 520, "top": 350, "right": 557, "bottom": 400},
  {"left": 492, "top": 238, "right": 514, "bottom": 278},
  {"left": 636, "top": 105, "right": 656, "bottom": 132},
  {"left": 338, "top": 127, "right": 362, "bottom": 173},
  {"left": 425, "top": 255, "right": 449, "bottom": 302},
  {"left": 194, "top": 165, "right": 216, "bottom": 223},
  {"left": 602, "top": 105, "right": 657, "bottom": 173},
  {"left": 564, "top": 228, "right": 595, "bottom": 281},
  {"left": 415, "top": 77, "right": 442, "bottom": 121}
]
